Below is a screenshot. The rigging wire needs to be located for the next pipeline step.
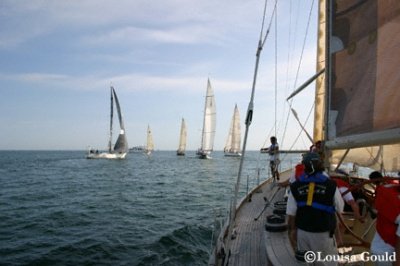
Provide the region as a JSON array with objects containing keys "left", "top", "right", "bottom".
[
  {"left": 274, "top": 1, "right": 278, "bottom": 138},
  {"left": 281, "top": 0, "right": 316, "bottom": 149}
]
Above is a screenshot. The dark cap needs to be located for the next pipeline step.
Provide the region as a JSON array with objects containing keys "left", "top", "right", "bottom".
[{"left": 302, "top": 152, "right": 321, "bottom": 165}]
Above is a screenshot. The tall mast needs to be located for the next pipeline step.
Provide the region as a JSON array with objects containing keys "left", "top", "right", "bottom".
[{"left": 108, "top": 86, "right": 114, "bottom": 152}]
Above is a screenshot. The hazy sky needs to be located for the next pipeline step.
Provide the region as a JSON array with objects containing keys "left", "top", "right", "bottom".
[{"left": 0, "top": 0, "right": 319, "bottom": 151}]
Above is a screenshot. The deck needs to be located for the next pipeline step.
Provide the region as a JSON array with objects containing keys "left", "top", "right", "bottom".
[{"left": 210, "top": 170, "right": 304, "bottom": 266}]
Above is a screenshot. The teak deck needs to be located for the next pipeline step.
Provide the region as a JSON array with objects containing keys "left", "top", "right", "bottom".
[{"left": 212, "top": 170, "right": 304, "bottom": 266}]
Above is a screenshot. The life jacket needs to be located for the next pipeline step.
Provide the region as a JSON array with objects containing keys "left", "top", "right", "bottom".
[
  {"left": 290, "top": 172, "right": 337, "bottom": 233},
  {"left": 375, "top": 184, "right": 400, "bottom": 247}
]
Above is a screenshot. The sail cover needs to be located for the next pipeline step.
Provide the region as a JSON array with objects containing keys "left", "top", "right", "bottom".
[{"left": 315, "top": 0, "right": 400, "bottom": 171}]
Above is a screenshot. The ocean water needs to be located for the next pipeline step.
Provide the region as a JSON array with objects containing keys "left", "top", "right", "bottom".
[{"left": 0, "top": 151, "right": 299, "bottom": 265}]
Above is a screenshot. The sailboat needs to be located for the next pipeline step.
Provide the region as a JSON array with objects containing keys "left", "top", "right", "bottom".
[
  {"left": 196, "top": 78, "right": 216, "bottom": 159},
  {"left": 223, "top": 104, "right": 241, "bottom": 157},
  {"left": 145, "top": 125, "right": 154, "bottom": 155},
  {"left": 209, "top": 0, "right": 400, "bottom": 265},
  {"left": 86, "top": 86, "right": 128, "bottom": 159},
  {"left": 177, "top": 118, "right": 187, "bottom": 156}
]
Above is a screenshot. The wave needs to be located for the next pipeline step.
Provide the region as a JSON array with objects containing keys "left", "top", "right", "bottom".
[{"left": 137, "top": 224, "right": 212, "bottom": 266}]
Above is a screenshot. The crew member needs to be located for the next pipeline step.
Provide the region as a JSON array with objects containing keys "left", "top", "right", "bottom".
[{"left": 287, "top": 152, "right": 343, "bottom": 265}]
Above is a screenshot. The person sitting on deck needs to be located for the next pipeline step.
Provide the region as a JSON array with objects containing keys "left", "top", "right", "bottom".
[{"left": 286, "top": 152, "right": 344, "bottom": 264}]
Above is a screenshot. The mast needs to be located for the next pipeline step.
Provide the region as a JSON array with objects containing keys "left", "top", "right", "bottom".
[
  {"left": 232, "top": 0, "right": 277, "bottom": 222},
  {"left": 108, "top": 86, "right": 114, "bottom": 152}
]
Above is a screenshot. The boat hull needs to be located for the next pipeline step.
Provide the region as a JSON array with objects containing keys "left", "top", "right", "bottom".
[
  {"left": 224, "top": 152, "right": 242, "bottom": 157},
  {"left": 196, "top": 150, "right": 211, "bottom": 159},
  {"left": 86, "top": 152, "right": 127, "bottom": 159}
]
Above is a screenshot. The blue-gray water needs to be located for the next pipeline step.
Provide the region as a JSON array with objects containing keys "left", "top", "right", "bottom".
[{"left": 0, "top": 151, "right": 299, "bottom": 265}]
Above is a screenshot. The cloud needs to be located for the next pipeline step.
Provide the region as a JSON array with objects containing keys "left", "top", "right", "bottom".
[
  {"left": 81, "top": 24, "right": 224, "bottom": 46},
  {"left": 0, "top": 0, "right": 260, "bottom": 49},
  {"left": 0, "top": 72, "right": 249, "bottom": 93}
]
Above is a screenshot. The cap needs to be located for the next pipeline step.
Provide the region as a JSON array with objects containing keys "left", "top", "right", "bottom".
[{"left": 302, "top": 152, "right": 320, "bottom": 165}]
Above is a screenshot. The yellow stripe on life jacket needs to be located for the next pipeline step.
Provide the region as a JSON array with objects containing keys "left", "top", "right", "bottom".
[{"left": 306, "top": 182, "right": 315, "bottom": 206}]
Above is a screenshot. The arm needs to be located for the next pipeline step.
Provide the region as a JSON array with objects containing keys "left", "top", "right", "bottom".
[{"left": 348, "top": 199, "right": 364, "bottom": 222}]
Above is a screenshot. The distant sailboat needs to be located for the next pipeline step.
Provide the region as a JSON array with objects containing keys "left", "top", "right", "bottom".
[
  {"left": 145, "top": 125, "right": 154, "bottom": 155},
  {"left": 177, "top": 118, "right": 187, "bottom": 156},
  {"left": 86, "top": 86, "right": 128, "bottom": 159},
  {"left": 224, "top": 104, "right": 241, "bottom": 157},
  {"left": 196, "top": 78, "right": 216, "bottom": 159}
]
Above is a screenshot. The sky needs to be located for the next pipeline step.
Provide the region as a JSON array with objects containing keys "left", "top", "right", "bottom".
[{"left": 0, "top": 0, "right": 319, "bottom": 151}]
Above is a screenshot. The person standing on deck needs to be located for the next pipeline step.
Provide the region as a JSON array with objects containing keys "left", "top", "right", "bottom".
[
  {"left": 371, "top": 183, "right": 400, "bottom": 265},
  {"left": 264, "top": 136, "right": 280, "bottom": 181},
  {"left": 286, "top": 152, "right": 344, "bottom": 265}
]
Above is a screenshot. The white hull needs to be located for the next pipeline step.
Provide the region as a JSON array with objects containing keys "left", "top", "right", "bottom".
[
  {"left": 224, "top": 152, "right": 242, "bottom": 157},
  {"left": 196, "top": 150, "right": 212, "bottom": 159},
  {"left": 86, "top": 152, "right": 127, "bottom": 159}
]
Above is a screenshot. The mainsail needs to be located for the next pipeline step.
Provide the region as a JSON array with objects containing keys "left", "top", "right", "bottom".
[
  {"left": 200, "top": 79, "right": 217, "bottom": 153},
  {"left": 111, "top": 87, "right": 128, "bottom": 154},
  {"left": 177, "top": 118, "right": 187, "bottom": 155},
  {"left": 146, "top": 125, "right": 154, "bottom": 153},
  {"left": 224, "top": 104, "right": 241, "bottom": 155},
  {"left": 317, "top": 0, "right": 400, "bottom": 172}
]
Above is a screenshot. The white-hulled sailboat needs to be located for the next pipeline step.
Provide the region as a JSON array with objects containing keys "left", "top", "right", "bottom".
[
  {"left": 209, "top": 0, "right": 400, "bottom": 265},
  {"left": 224, "top": 104, "right": 241, "bottom": 157},
  {"left": 177, "top": 118, "right": 187, "bottom": 156},
  {"left": 86, "top": 86, "right": 128, "bottom": 159},
  {"left": 196, "top": 78, "right": 216, "bottom": 159}
]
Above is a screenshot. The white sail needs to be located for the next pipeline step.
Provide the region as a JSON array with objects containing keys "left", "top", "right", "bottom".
[
  {"left": 224, "top": 104, "right": 241, "bottom": 157},
  {"left": 197, "top": 78, "right": 216, "bottom": 159},
  {"left": 86, "top": 86, "right": 128, "bottom": 159},
  {"left": 146, "top": 125, "right": 154, "bottom": 155},
  {"left": 177, "top": 118, "right": 187, "bottom": 156}
]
